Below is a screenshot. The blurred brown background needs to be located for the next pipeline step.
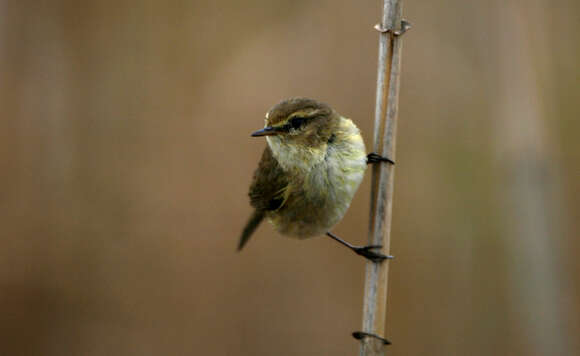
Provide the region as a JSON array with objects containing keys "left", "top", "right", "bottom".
[{"left": 1, "top": 1, "right": 579, "bottom": 355}]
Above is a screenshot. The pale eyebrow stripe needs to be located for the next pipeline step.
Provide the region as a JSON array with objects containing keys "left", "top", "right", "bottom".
[
  {"left": 289, "top": 109, "right": 321, "bottom": 119},
  {"left": 272, "top": 110, "right": 319, "bottom": 131},
  {"left": 269, "top": 108, "right": 323, "bottom": 129}
]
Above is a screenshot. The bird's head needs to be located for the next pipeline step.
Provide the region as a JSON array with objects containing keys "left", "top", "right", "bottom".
[{"left": 251, "top": 97, "right": 338, "bottom": 148}]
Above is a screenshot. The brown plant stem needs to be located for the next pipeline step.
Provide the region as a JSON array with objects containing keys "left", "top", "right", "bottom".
[{"left": 360, "top": 0, "right": 406, "bottom": 355}]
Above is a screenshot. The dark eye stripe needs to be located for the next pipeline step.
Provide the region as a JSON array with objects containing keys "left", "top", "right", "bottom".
[{"left": 276, "top": 115, "right": 314, "bottom": 132}]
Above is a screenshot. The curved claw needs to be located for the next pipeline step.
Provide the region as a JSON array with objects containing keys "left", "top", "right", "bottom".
[
  {"left": 367, "top": 152, "right": 395, "bottom": 165},
  {"left": 359, "top": 244, "right": 383, "bottom": 250},
  {"left": 353, "top": 331, "right": 391, "bottom": 345},
  {"left": 353, "top": 245, "right": 393, "bottom": 263}
]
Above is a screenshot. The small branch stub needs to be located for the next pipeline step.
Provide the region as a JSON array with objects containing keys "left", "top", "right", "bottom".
[{"left": 374, "top": 19, "right": 412, "bottom": 36}]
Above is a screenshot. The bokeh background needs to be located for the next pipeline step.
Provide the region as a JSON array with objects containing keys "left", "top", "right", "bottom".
[{"left": 1, "top": 1, "right": 579, "bottom": 355}]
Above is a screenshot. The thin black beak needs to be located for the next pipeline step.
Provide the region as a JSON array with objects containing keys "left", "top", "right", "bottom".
[{"left": 251, "top": 126, "right": 279, "bottom": 137}]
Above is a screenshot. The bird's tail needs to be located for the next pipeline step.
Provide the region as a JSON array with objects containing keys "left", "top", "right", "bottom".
[{"left": 237, "top": 210, "right": 265, "bottom": 251}]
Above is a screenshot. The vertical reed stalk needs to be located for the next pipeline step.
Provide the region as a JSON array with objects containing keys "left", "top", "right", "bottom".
[{"left": 360, "top": 0, "right": 406, "bottom": 354}]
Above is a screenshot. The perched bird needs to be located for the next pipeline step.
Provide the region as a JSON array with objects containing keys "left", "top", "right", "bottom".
[{"left": 238, "top": 97, "right": 393, "bottom": 262}]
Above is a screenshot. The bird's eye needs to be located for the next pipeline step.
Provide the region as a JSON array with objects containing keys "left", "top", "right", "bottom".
[{"left": 290, "top": 116, "right": 307, "bottom": 130}]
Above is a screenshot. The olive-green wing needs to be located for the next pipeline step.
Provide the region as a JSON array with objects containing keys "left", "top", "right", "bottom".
[
  {"left": 249, "top": 146, "right": 289, "bottom": 212},
  {"left": 238, "top": 146, "right": 289, "bottom": 251}
]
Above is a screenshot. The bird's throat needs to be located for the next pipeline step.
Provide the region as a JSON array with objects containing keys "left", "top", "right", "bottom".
[{"left": 266, "top": 135, "right": 327, "bottom": 173}]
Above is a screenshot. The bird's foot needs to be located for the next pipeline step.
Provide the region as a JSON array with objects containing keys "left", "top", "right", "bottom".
[
  {"left": 367, "top": 152, "right": 395, "bottom": 165},
  {"left": 326, "top": 232, "right": 394, "bottom": 263},
  {"left": 352, "top": 331, "right": 391, "bottom": 345},
  {"left": 352, "top": 245, "right": 393, "bottom": 263}
]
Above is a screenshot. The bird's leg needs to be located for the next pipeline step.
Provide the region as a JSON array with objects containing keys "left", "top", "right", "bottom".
[
  {"left": 367, "top": 152, "right": 395, "bottom": 165},
  {"left": 326, "top": 232, "right": 393, "bottom": 263}
]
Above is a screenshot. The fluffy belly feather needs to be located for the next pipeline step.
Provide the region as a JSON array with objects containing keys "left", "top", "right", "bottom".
[{"left": 266, "top": 117, "right": 367, "bottom": 238}]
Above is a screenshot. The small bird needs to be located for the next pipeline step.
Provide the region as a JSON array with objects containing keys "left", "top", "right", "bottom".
[{"left": 238, "top": 98, "right": 393, "bottom": 262}]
